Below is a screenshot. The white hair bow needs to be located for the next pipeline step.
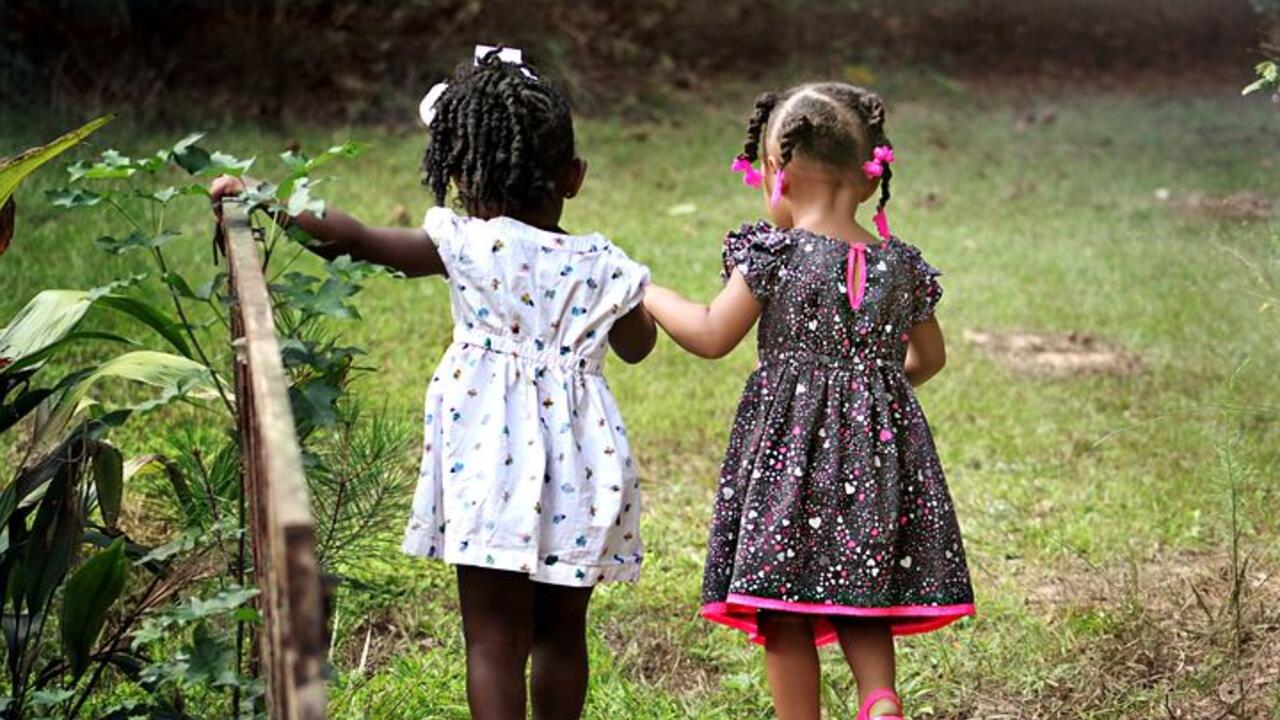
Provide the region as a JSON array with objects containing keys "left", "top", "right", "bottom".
[{"left": 419, "top": 45, "right": 536, "bottom": 126}]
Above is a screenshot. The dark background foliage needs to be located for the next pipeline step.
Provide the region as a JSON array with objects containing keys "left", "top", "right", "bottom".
[{"left": 0, "top": 0, "right": 1268, "bottom": 121}]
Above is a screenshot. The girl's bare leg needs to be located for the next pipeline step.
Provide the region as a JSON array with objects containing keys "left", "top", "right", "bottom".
[
  {"left": 457, "top": 566, "right": 535, "bottom": 720},
  {"left": 758, "top": 611, "right": 821, "bottom": 720},
  {"left": 834, "top": 618, "right": 898, "bottom": 716},
  {"left": 530, "top": 581, "right": 594, "bottom": 720}
]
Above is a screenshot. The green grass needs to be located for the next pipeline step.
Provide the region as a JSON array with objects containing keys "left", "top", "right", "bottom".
[{"left": 2, "top": 77, "right": 1278, "bottom": 718}]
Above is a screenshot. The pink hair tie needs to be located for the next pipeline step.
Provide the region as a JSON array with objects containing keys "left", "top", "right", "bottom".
[
  {"left": 861, "top": 144, "right": 895, "bottom": 180},
  {"left": 873, "top": 206, "right": 891, "bottom": 239},
  {"left": 730, "top": 155, "right": 763, "bottom": 188}
]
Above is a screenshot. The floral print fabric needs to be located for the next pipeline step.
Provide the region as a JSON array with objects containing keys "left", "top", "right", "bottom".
[
  {"left": 401, "top": 207, "right": 649, "bottom": 587},
  {"left": 701, "top": 222, "right": 974, "bottom": 646}
]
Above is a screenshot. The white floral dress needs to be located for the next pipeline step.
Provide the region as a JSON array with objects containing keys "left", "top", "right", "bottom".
[{"left": 401, "top": 207, "right": 650, "bottom": 586}]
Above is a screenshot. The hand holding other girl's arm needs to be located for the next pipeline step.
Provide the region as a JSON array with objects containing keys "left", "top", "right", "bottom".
[
  {"left": 643, "top": 271, "right": 761, "bottom": 359},
  {"left": 209, "top": 175, "right": 445, "bottom": 278}
]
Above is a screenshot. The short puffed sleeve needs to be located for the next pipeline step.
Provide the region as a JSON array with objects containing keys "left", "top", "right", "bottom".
[
  {"left": 609, "top": 248, "right": 651, "bottom": 315},
  {"left": 902, "top": 242, "right": 944, "bottom": 324},
  {"left": 721, "top": 221, "right": 795, "bottom": 302},
  {"left": 422, "top": 205, "right": 467, "bottom": 268}
]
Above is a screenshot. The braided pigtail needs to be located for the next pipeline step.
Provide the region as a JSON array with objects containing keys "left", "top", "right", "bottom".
[
  {"left": 861, "top": 93, "right": 890, "bottom": 208},
  {"left": 742, "top": 92, "right": 778, "bottom": 162},
  {"left": 857, "top": 92, "right": 893, "bottom": 236}
]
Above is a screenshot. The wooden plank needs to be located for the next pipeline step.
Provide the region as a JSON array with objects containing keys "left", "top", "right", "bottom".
[{"left": 222, "top": 202, "right": 328, "bottom": 720}]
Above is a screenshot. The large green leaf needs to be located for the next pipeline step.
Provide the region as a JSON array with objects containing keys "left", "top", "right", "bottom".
[
  {"left": 60, "top": 538, "right": 128, "bottom": 678},
  {"left": 0, "top": 290, "right": 98, "bottom": 371},
  {"left": 1, "top": 330, "right": 135, "bottom": 376},
  {"left": 0, "top": 279, "right": 173, "bottom": 376},
  {"left": 0, "top": 115, "right": 113, "bottom": 209},
  {"left": 41, "top": 351, "right": 224, "bottom": 440},
  {"left": 0, "top": 115, "right": 113, "bottom": 255},
  {"left": 94, "top": 294, "right": 192, "bottom": 358}
]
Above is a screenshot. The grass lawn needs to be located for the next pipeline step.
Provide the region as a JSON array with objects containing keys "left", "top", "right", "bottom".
[{"left": 2, "top": 75, "right": 1278, "bottom": 718}]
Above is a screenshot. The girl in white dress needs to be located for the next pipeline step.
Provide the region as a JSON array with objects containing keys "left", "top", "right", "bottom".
[{"left": 212, "top": 48, "right": 655, "bottom": 720}]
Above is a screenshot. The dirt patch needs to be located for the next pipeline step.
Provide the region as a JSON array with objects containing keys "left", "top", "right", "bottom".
[
  {"left": 963, "top": 329, "right": 1143, "bottom": 378},
  {"left": 1010, "top": 552, "right": 1280, "bottom": 719},
  {"left": 1161, "top": 190, "right": 1275, "bottom": 222}
]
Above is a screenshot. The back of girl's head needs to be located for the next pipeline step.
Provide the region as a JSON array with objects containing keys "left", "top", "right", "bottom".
[
  {"left": 422, "top": 49, "right": 575, "bottom": 215},
  {"left": 742, "top": 82, "right": 894, "bottom": 213}
]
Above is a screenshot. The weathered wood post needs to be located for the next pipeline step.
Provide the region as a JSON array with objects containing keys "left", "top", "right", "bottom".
[{"left": 222, "top": 202, "right": 328, "bottom": 720}]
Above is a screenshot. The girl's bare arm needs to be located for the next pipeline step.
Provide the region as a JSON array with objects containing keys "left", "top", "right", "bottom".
[
  {"left": 904, "top": 316, "right": 946, "bottom": 386},
  {"left": 608, "top": 305, "right": 657, "bottom": 364},
  {"left": 643, "top": 271, "right": 761, "bottom": 359},
  {"left": 211, "top": 175, "right": 445, "bottom": 278}
]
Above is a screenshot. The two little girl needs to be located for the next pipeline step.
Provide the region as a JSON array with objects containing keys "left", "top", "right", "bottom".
[{"left": 212, "top": 48, "right": 972, "bottom": 720}]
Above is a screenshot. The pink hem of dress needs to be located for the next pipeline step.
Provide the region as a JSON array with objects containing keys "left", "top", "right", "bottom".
[{"left": 701, "top": 594, "right": 974, "bottom": 647}]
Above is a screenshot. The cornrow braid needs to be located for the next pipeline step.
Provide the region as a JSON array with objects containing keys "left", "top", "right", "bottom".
[
  {"left": 422, "top": 48, "right": 575, "bottom": 215},
  {"left": 742, "top": 91, "right": 779, "bottom": 162},
  {"left": 777, "top": 113, "right": 815, "bottom": 168}
]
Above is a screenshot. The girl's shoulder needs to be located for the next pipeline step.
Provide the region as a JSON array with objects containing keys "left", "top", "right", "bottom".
[
  {"left": 883, "top": 236, "right": 944, "bottom": 324},
  {"left": 884, "top": 235, "right": 942, "bottom": 283},
  {"left": 423, "top": 206, "right": 627, "bottom": 260},
  {"left": 723, "top": 220, "right": 796, "bottom": 256},
  {"left": 722, "top": 221, "right": 798, "bottom": 269},
  {"left": 721, "top": 221, "right": 800, "bottom": 299}
]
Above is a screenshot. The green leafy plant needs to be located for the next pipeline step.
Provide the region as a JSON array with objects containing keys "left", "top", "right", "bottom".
[{"left": 0, "top": 130, "right": 415, "bottom": 718}]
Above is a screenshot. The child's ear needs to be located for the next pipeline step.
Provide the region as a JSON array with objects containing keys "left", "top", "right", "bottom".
[{"left": 564, "top": 158, "right": 588, "bottom": 199}]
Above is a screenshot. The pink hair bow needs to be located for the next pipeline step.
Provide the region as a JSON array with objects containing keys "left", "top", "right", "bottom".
[
  {"left": 731, "top": 155, "right": 763, "bottom": 188},
  {"left": 861, "top": 145, "right": 895, "bottom": 179}
]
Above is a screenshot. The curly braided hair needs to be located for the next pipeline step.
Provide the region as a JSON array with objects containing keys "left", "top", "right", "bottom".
[
  {"left": 422, "top": 49, "right": 575, "bottom": 215},
  {"left": 740, "top": 82, "right": 894, "bottom": 217}
]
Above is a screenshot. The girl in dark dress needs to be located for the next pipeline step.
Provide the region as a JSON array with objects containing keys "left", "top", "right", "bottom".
[{"left": 644, "top": 83, "right": 973, "bottom": 720}]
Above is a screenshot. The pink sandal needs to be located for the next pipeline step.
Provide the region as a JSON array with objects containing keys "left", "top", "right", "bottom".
[{"left": 856, "top": 688, "right": 904, "bottom": 720}]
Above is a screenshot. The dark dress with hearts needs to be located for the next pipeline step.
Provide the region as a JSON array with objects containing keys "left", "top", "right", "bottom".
[{"left": 700, "top": 222, "right": 974, "bottom": 646}]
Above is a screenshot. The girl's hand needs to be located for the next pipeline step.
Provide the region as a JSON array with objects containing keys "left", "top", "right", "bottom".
[
  {"left": 209, "top": 174, "right": 246, "bottom": 203},
  {"left": 209, "top": 175, "right": 248, "bottom": 220}
]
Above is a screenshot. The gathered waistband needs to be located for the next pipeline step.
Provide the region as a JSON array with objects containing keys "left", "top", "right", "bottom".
[
  {"left": 453, "top": 328, "right": 604, "bottom": 375},
  {"left": 760, "top": 346, "right": 892, "bottom": 371}
]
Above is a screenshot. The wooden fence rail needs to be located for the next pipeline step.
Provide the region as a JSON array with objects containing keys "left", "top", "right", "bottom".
[{"left": 223, "top": 202, "right": 328, "bottom": 720}]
